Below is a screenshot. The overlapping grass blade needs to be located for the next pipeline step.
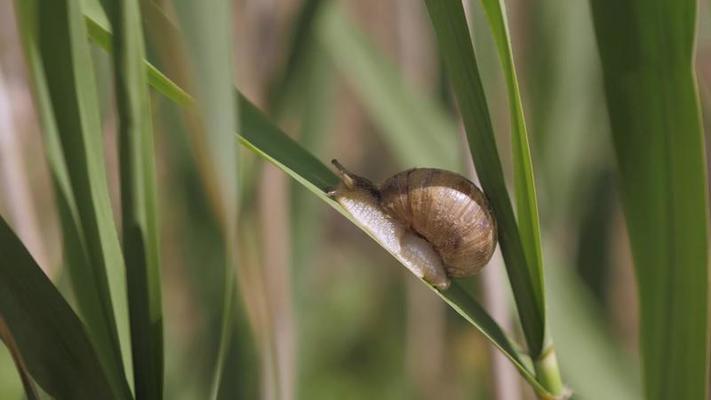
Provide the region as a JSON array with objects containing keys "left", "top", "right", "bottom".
[
  {"left": 590, "top": 1, "right": 709, "bottom": 399},
  {"left": 318, "top": 3, "right": 460, "bottom": 170},
  {"left": 81, "top": 10, "right": 555, "bottom": 397},
  {"left": 84, "top": 12, "right": 192, "bottom": 106},
  {"left": 170, "top": 1, "right": 240, "bottom": 397},
  {"left": 104, "top": 0, "right": 163, "bottom": 397},
  {"left": 423, "top": 0, "right": 547, "bottom": 366},
  {"left": 82, "top": 1, "right": 252, "bottom": 396},
  {"left": 0, "top": 216, "right": 116, "bottom": 399},
  {"left": 478, "top": 0, "right": 545, "bottom": 329},
  {"left": 14, "top": 0, "right": 132, "bottom": 397}
]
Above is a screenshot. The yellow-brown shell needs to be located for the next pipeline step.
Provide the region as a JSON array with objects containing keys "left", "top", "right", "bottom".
[{"left": 379, "top": 168, "right": 497, "bottom": 278}]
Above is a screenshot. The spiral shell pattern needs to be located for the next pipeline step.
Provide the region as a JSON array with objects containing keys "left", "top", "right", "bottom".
[{"left": 379, "top": 168, "right": 497, "bottom": 278}]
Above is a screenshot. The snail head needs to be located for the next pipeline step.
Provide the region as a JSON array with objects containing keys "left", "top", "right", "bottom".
[{"left": 328, "top": 159, "right": 380, "bottom": 200}]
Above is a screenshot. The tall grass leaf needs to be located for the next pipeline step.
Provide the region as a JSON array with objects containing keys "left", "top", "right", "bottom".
[
  {"left": 81, "top": 3, "right": 253, "bottom": 396},
  {"left": 170, "top": 0, "right": 239, "bottom": 397},
  {"left": 318, "top": 3, "right": 460, "bottom": 171},
  {"left": 104, "top": 0, "right": 164, "bottom": 397},
  {"left": 590, "top": 1, "right": 709, "bottom": 399},
  {"left": 79, "top": 10, "right": 555, "bottom": 396},
  {"left": 478, "top": 0, "right": 545, "bottom": 325},
  {"left": 423, "top": 0, "right": 546, "bottom": 361},
  {"left": 15, "top": 0, "right": 132, "bottom": 397},
  {"left": 0, "top": 216, "right": 116, "bottom": 399}
]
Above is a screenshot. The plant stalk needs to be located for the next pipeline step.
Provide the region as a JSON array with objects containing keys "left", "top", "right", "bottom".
[{"left": 533, "top": 346, "right": 567, "bottom": 399}]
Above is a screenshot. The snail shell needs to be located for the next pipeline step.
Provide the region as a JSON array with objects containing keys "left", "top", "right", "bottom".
[{"left": 328, "top": 160, "right": 497, "bottom": 290}]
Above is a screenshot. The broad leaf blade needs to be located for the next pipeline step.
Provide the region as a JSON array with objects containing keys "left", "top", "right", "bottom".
[
  {"left": 0, "top": 216, "right": 115, "bottom": 400},
  {"left": 105, "top": 0, "right": 164, "bottom": 397},
  {"left": 423, "top": 0, "right": 545, "bottom": 359},
  {"left": 591, "top": 1, "right": 709, "bottom": 399}
]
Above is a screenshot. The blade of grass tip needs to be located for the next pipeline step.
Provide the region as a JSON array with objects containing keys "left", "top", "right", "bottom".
[
  {"left": 170, "top": 0, "right": 240, "bottom": 397},
  {"left": 590, "top": 1, "right": 709, "bottom": 399},
  {"left": 14, "top": 0, "right": 133, "bottom": 398},
  {"left": 78, "top": 10, "right": 554, "bottom": 396},
  {"left": 423, "top": 0, "right": 547, "bottom": 365},
  {"left": 0, "top": 318, "right": 40, "bottom": 400},
  {"left": 0, "top": 216, "right": 116, "bottom": 399},
  {"left": 477, "top": 0, "right": 561, "bottom": 391},
  {"left": 318, "top": 3, "right": 461, "bottom": 171},
  {"left": 105, "top": 0, "right": 164, "bottom": 398}
]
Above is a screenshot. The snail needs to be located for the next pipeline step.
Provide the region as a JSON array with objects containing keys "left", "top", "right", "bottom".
[{"left": 328, "top": 159, "right": 497, "bottom": 290}]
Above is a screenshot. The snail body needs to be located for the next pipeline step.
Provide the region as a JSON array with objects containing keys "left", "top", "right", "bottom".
[{"left": 329, "top": 160, "right": 497, "bottom": 290}]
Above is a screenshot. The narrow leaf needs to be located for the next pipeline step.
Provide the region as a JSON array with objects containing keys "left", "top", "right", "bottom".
[
  {"left": 15, "top": 0, "right": 132, "bottom": 397},
  {"left": 479, "top": 0, "right": 545, "bottom": 321},
  {"left": 0, "top": 216, "right": 115, "bottom": 400},
  {"left": 170, "top": 0, "right": 240, "bottom": 397},
  {"left": 590, "top": 1, "right": 709, "bottom": 398},
  {"left": 105, "top": 0, "right": 164, "bottom": 397},
  {"left": 84, "top": 6, "right": 193, "bottom": 106},
  {"left": 423, "top": 0, "right": 545, "bottom": 359}
]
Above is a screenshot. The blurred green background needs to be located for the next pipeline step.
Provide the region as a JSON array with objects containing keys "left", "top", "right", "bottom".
[{"left": 0, "top": 0, "right": 709, "bottom": 399}]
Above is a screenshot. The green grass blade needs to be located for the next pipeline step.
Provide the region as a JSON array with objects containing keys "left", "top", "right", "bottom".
[
  {"left": 479, "top": 0, "right": 545, "bottom": 325},
  {"left": 0, "top": 216, "right": 116, "bottom": 399},
  {"left": 104, "top": 0, "right": 164, "bottom": 397},
  {"left": 318, "top": 3, "right": 460, "bottom": 170},
  {"left": 590, "top": 1, "right": 709, "bottom": 399},
  {"left": 170, "top": 0, "right": 240, "bottom": 397},
  {"left": 83, "top": 6, "right": 192, "bottom": 106},
  {"left": 15, "top": 0, "right": 132, "bottom": 398},
  {"left": 423, "top": 0, "right": 546, "bottom": 361}
]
